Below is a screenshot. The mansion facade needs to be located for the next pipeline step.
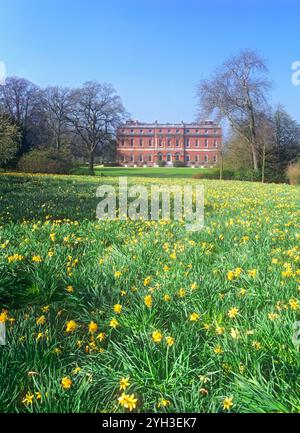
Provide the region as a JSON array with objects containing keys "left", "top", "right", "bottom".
[{"left": 116, "top": 120, "right": 222, "bottom": 167}]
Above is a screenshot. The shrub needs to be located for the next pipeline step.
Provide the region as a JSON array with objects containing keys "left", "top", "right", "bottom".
[
  {"left": 157, "top": 160, "right": 166, "bottom": 167},
  {"left": 192, "top": 169, "right": 234, "bottom": 180},
  {"left": 233, "top": 169, "right": 261, "bottom": 182},
  {"left": 261, "top": 168, "right": 287, "bottom": 184},
  {"left": 235, "top": 168, "right": 287, "bottom": 183},
  {"left": 0, "top": 114, "right": 21, "bottom": 168},
  {"left": 219, "top": 169, "right": 235, "bottom": 180},
  {"left": 173, "top": 160, "right": 185, "bottom": 167},
  {"left": 18, "top": 149, "right": 73, "bottom": 174},
  {"left": 286, "top": 163, "right": 300, "bottom": 185},
  {"left": 103, "top": 162, "right": 121, "bottom": 167}
]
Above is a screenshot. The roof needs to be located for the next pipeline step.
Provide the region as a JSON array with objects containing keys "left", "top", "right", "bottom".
[{"left": 119, "top": 120, "right": 220, "bottom": 129}]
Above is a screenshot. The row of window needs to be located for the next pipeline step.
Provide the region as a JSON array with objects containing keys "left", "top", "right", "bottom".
[
  {"left": 121, "top": 154, "right": 218, "bottom": 163},
  {"left": 121, "top": 138, "right": 218, "bottom": 147},
  {"left": 122, "top": 128, "right": 219, "bottom": 134}
]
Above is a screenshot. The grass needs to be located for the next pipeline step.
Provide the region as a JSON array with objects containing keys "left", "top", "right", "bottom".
[
  {"left": 0, "top": 172, "right": 300, "bottom": 413},
  {"left": 71, "top": 165, "right": 219, "bottom": 178}
]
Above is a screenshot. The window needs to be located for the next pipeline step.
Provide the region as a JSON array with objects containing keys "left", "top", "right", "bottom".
[
  {"left": 176, "top": 138, "right": 179, "bottom": 146},
  {"left": 175, "top": 153, "right": 180, "bottom": 161},
  {"left": 167, "top": 138, "right": 171, "bottom": 146},
  {"left": 130, "top": 129, "right": 134, "bottom": 133},
  {"left": 214, "top": 129, "right": 218, "bottom": 134},
  {"left": 185, "top": 138, "right": 190, "bottom": 147},
  {"left": 213, "top": 155, "right": 217, "bottom": 163},
  {"left": 168, "top": 129, "right": 171, "bottom": 133},
  {"left": 176, "top": 129, "right": 179, "bottom": 133},
  {"left": 167, "top": 153, "right": 171, "bottom": 162},
  {"left": 195, "top": 139, "right": 199, "bottom": 147},
  {"left": 159, "top": 139, "right": 162, "bottom": 147},
  {"left": 195, "top": 129, "right": 199, "bottom": 133},
  {"left": 158, "top": 153, "right": 162, "bottom": 161},
  {"left": 139, "top": 154, "right": 143, "bottom": 162},
  {"left": 139, "top": 138, "right": 143, "bottom": 147},
  {"left": 130, "top": 139, "right": 134, "bottom": 147},
  {"left": 214, "top": 140, "right": 218, "bottom": 147},
  {"left": 186, "top": 154, "right": 190, "bottom": 162},
  {"left": 140, "top": 129, "right": 143, "bottom": 134},
  {"left": 148, "top": 154, "right": 152, "bottom": 162},
  {"left": 159, "top": 129, "right": 162, "bottom": 133},
  {"left": 204, "top": 155, "right": 208, "bottom": 163},
  {"left": 195, "top": 155, "right": 198, "bottom": 162},
  {"left": 121, "top": 139, "right": 125, "bottom": 146},
  {"left": 149, "top": 139, "right": 152, "bottom": 146},
  {"left": 130, "top": 154, "right": 134, "bottom": 162},
  {"left": 186, "top": 129, "right": 190, "bottom": 133},
  {"left": 205, "top": 139, "right": 208, "bottom": 147},
  {"left": 149, "top": 129, "right": 152, "bottom": 133},
  {"left": 205, "top": 129, "right": 208, "bottom": 134}
]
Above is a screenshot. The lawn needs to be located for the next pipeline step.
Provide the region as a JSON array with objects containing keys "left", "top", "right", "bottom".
[
  {"left": 0, "top": 172, "right": 300, "bottom": 413},
  {"left": 72, "top": 165, "right": 219, "bottom": 178}
]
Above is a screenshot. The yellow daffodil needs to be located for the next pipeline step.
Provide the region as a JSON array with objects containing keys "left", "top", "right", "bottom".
[
  {"left": 118, "top": 393, "right": 137, "bottom": 411},
  {"left": 152, "top": 330, "right": 163, "bottom": 343},
  {"left": 223, "top": 397, "right": 233, "bottom": 411},
  {"left": 61, "top": 376, "right": 72, "bottom": 389},
  {"left": 119, "top": 377, "right": 130, "bottom": 391}
]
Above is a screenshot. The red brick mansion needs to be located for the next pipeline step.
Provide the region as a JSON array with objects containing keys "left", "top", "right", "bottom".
[{"left": 116, "top": 120, "right": 222, "bottom": 167}]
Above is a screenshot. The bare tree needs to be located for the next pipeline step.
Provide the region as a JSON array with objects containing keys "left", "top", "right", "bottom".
[
  {"left": 0, "top": 76, "right": 40, "bottom": 127},
  {"left": 272, "top": 105, "right": 300, "bottom": 171},
  {"left": 42, "top": 86, "right": 71, "bottom": 150},
  {"left": 67, "top": 81, "right": 126, "bottom": 175},
  {"left": 225, "top": 130, "right": 253, "bottom": 170},
  {"left": 255, "top": 112, "right": 275, "bottom": 183},
  {"left": 197, "top": 50, "right": 271, "bottom": 171},
  {"left": 0, "top": 76, "right": 42, "bottom": 152}
]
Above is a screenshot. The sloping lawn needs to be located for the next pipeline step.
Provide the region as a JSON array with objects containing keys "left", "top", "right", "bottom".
[
  {"left": 0, "top": 173, "right": 300, "bottom": 413},
  {"left": 72, "top": 166, "right": 219, "bottom": 178}
]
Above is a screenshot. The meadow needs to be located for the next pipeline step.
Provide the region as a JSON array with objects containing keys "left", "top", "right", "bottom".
[
  {"left": 71, "top": 165, "right": 219, "bottom": 178},
  {"left": 0, "top": 172, "right": 300, "bottom": 413}
]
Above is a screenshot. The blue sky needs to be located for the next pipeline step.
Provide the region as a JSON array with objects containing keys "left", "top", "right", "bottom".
[{"left": 0, "top": 0, "right": 299, "bottom": 123}]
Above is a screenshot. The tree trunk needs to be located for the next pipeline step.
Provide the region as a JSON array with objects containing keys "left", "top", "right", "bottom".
[
  {"left": 251, "top": 141, "right": 259, "bottom": 171},
  {"left": 55, "top": 134, "right": 60, "bottom": 151},
  {"left": 248, "top": 96, "right": 259, "bottom": 171},
  {"left": 56, "top": 127, "right": 61, "bottom": 151},
  {"left": 261, "top": 142, "right": 266, "bottom": 183},
  {"left": 219, "top": 151, "right": 223, "bottom": 180},
  {"left": 88, "top": 151, "right": 95, "bottom": 176}
]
